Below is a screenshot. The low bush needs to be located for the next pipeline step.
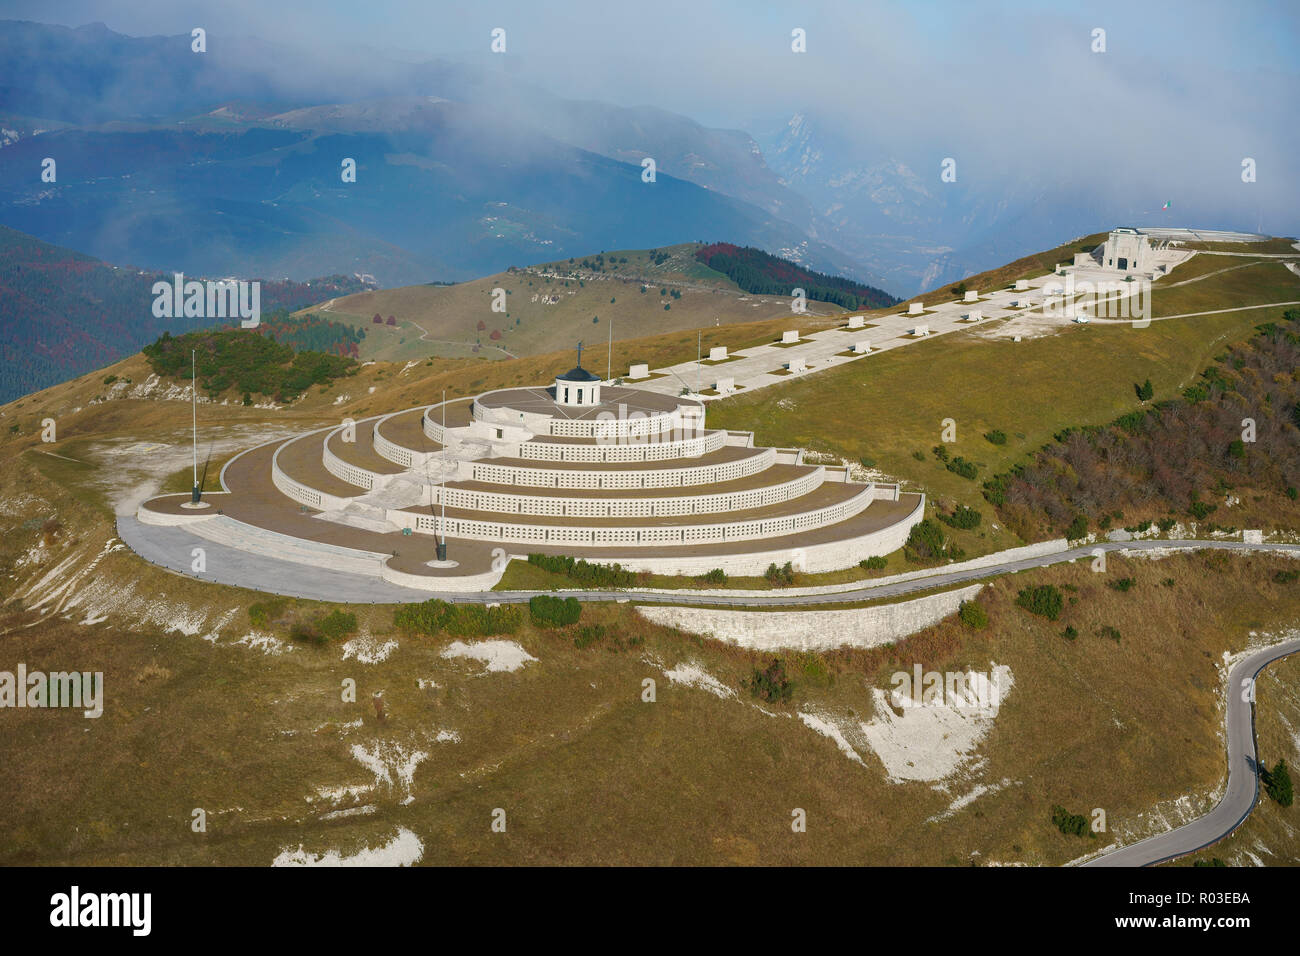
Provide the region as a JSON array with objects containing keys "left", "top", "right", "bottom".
[
  {"left": 938, "top": 504, "right": 982, "bottom": 530},
  {"left": 946, "top": 456, "right": 978, "bottom": 480},
  {"left": 1015, "top": 584, "right": 1063, "bottom": 621},
  {"left": 317, "top": 609, "right": 358, "bottom": 640},
  {"left": 1264, "top": 759, "right": 1293, "bottom": 807},
  {"left": 859, "top": 555, "right": 888, "bottom": 571},
  {"left": 395, "top": 599, "right": 522, "bottom": 636},
  {"left": 529, "top": 594, "right": 582, "bottom": 628},
  {"left": 747, "top": 659, "right": 793, "bottom": 704},
  {"left": 983, "top": 429, "right": 1007, "bottom": 445},
  {"left": 1051, "top": 805, "right": 1093, "bottom": 838},
  {"left": 958, "top": 600, "right": 988, "bottom": 630},
  {"left": 526, "top": 554, "right": 638, "bottom": 588},
  {"left": 764, "top": 562, "right": 796, "bottom": 586}
]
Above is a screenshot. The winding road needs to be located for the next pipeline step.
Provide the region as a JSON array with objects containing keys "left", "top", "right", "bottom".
[{"left": 1083, "top": 636, "right": 1300, "bottom": 867}]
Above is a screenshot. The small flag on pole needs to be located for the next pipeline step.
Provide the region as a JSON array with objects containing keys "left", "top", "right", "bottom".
[{"left": 1161, "top": 200, "right": 1171, "bottom": 210}]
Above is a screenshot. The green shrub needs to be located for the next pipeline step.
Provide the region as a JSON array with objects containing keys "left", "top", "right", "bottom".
[
  {"left": 1263, "top": 759, "right": 1293, "bottom": 807},
  {"left": 394, "top": 599, "right": 522, "bottom": 637},
  {"left": 1064, "top": 514, "right": 1089, "bottom": 541},
  {"left": 1051, "top": 805, "right": 1092, "bottom": 838},
  {"left": 982, "top": 474, "right": 1010, "bottom": 507},
  {"left": 958, "top": 600, "right": 988, "bottom": 630},
  {"left": 1135, "top": 379, "right": 1154, "bottom": 401},
  {"left": 1015, "top": 585, "right": 1063, "bottom": 621},
  {"left": 701, "top": 568, "right": 728, "bottom": 584},
  {"left": 946, "top": 456, "right": 978, "bottom": 480},
  {"left": 526, "top": 554, "right": 637, "bottom": 587},
  {"left": 249, "top": 598, "right": 288, "bottom": 628},
  {"left": 317, "top": 609, "right": 358, "bottom": 640},
  {"left": 1061, "top": 625, "right": 1078, "bottom": 640},
  {"left": 1274, "top": 569, "right": 1299, "bottom": 584},
  {"left": 938, "top": 504, "right": 982, "bottom": 530},
  {"left": 859, "top": 555, "right": 888, "bottom": 570},
  {"left": 1097, "top": 625, "right": 1122, "bottom": 643},
  {"left": 932, "top": 444, "right": 950, "bottom": 462},
  {"left": 983, "top": 429, "right": 1007, "bottom": 445},
  {"left": 529, "top": 594, "right": 582, "bottom": 628},
  {"left": 764, "top": 561, "right": 796, "bottom": 586},
  {"left": 1106, "top": 577, "right": 1136, "bottom": 593},
  {"left": 904, "top": 519, "right": 947, "bottom": 562},
  {"left": 747, "top": 659, "right": 793, "bottom": 704}
]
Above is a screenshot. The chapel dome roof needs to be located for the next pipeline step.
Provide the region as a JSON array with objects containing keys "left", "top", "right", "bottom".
[{"left": 557, "top": 366, "right": 600, "bottom": 383}]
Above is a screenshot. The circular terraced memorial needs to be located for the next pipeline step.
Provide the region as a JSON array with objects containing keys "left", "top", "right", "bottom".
[{"left": 137, "top": 362, "right": 925, "bottom": 592}]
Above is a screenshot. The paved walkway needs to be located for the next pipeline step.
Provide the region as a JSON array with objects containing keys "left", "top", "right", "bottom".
[{"left": 630, "top": 249, "right": 1196, "bottom": 402}]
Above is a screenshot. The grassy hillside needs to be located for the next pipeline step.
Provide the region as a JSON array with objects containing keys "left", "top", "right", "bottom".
[
  {"left": 3, "top": 231, "right": 1300, "bottom": 866},
  {"left": 310, "top": 243, "right": 843, "bottom": 364},
  {"left": 706, "top": 253, "right": 1300, "bottom": 526}
]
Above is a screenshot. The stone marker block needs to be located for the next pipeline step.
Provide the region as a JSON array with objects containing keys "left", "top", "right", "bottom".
[
  {"left": 1014, "top": 278, "right": 1029, "bottom": 291},
  {"left": 715, "top": 376, "right": 734, "bottom": 394},
  {"left": 911, "top": 324, "right": 929, "bottom": 336},
  {"left": 964, "top": 290, "right": 978, "bottom": 302},
  {"left": 908, "top": 302, "right": 924, "bottom": 315},
  {"left": 847, "top": 314, "right": 865, "bottom": 329},
  {"left": 963, "top": 310, "right": 982, "bottom": 322},
  {"left": 708, "top": 346, "right": 727, "bottom": 361},
  {"left": 787, "top": 357, "right": 807, "bottom": 373},
  {"left": 852, "top": 340, "right": 871, "bottom": 354},
  {"left": 781, "top": 330, "right": 799, "bottom": 344},
  {"left": 628, "top": 363, "right": 649, "bottom": 379}
]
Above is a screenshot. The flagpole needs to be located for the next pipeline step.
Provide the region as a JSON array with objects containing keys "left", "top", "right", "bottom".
[
  {"left": 437, "top": 388, "right": 448, "bottom": 562},
  {"left": 191, "top": 349, "right": 199, "bottom": 503}
]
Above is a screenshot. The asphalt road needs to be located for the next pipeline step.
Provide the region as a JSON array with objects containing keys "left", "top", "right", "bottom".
[
  {"left": 1082, "top": 636, "right": 1300, "bottom": 868},
  {"left": 117, "top": 515, "right": 1300, "bottom": 607}
]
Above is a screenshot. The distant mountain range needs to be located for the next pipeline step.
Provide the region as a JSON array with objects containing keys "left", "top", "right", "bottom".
[
  {"left": 0, "top": 21, "right": 886, "bottom": 295},
  {"left": 0, "top": 19, "right": 1217, "bottom": 315}
]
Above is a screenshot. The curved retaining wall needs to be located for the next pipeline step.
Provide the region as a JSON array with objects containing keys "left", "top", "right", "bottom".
[
  {"left": 582, "top": 494, "right": 926, "bottom": 575},
  {"left": 468, "top": 447, "right": 777, "bottom": 490},
  {"left": 322, "top": 434, "right": 380, "bottom": 491},
  {"left": 272, "top": 437, "right": 356, "bottom": 512},
  {"left": 431, "top": 467, "right": 826, "bottom": 518},
  {"left": 136, "top": 501, "right": 222, "bottom": 526},
  {"left": 389, "top": 485, "right": 878, "bottom": 547},
  {"left": 516, "top": 429, "right": 726, "bottom": 463}
]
